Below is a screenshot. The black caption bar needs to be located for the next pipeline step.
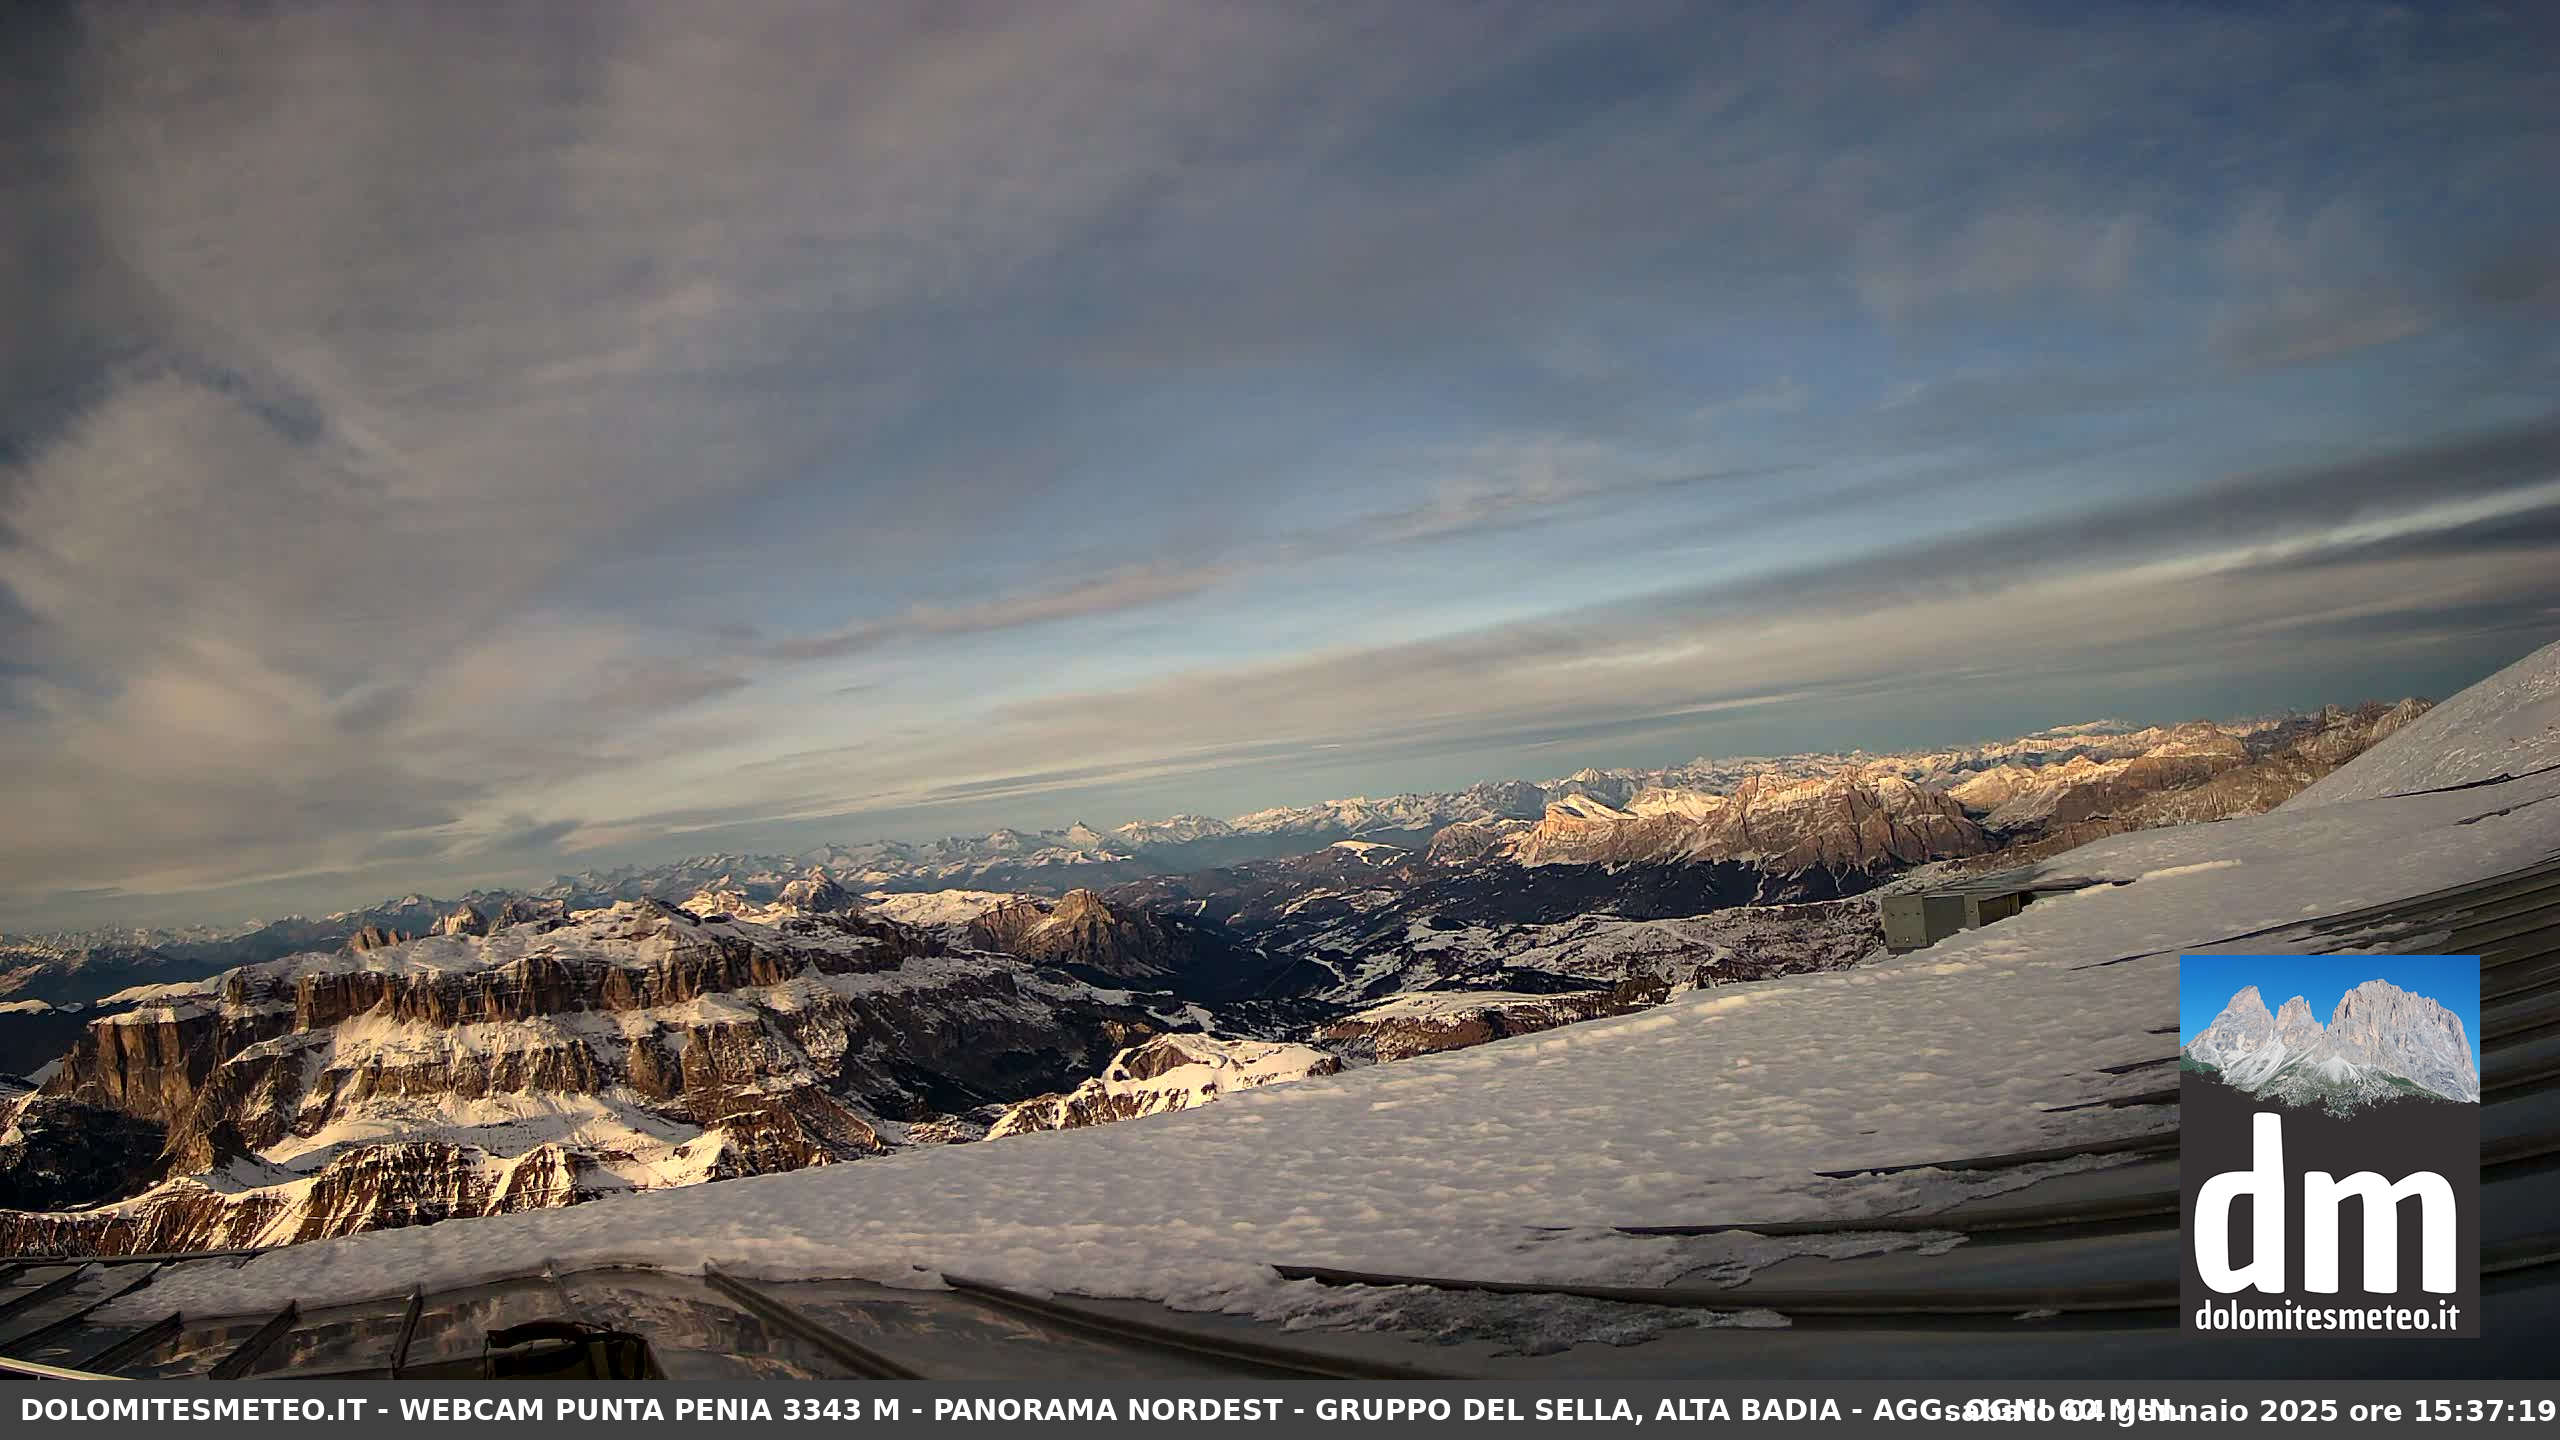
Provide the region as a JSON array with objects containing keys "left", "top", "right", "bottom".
[{"left": 12, "top": 1383, "right": 2560, "bottom": 1437}]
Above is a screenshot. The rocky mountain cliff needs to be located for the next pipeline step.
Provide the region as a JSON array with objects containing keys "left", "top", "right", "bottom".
[
  {"left": 2185, "top": 985, "right": 2277, "bottom": 1071},
  {"left": 1959, "top": 702, "right": 2431, "bottom": 835},
  {"left": 1498, "top": 772, "right": 1992, "bottom": 875},
  {"left": 964, "top": 890, "right": 1327, "bottom": 1002},
  {"left": 0, "top": 898, "right": 1168, "bottom": 1254},
  {"left": 1317, "top": 989, "right": 1653, "bottom": 1063},
  {"left": 2183, "top": 977, "right": 2478, "bottom": 1114},
  {"left": 2326, "top": 978, "right": 2481, "bottom": 1104},
  {"left": 987, "top": 1033, "right": 1340, "bottom": 1137}
]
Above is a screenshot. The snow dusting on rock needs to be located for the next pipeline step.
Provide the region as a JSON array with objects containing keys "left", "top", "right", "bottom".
[{"left": 104, "top": 741, "right": 2560, "bottom": 1332}]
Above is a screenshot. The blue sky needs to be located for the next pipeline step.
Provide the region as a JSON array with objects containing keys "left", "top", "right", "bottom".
[
  {"left": 2181, "top": 954, "right": 2484, "bottom": 1071},
  {"left": 1, "top": 2, "right": 2557, "bottom": 929}
]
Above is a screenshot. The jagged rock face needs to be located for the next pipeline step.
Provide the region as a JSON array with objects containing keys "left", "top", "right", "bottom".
[
  {"left": 1973, "top": 705, "right": 2427, "bottom": 833},
  {"left": 0, "top": 903, "right": 1156, "bottom": 1256},
  {"left": 51, "top": 1004, "right": 222, "bottom": 1131},
  {"left": 2284, "top": 700, "right": 2433, "bottom": 768},
  {"left": 968, "top": 890, "right": 1186, "bottom": 979},
  {"left": 439, "top": 904, "right": 489, "bottom": 938},
  {"left": 1946, "top": 763, "right": 2044, "bottom": 813},
  {"left": 775, "top": 870, "right": 859, "bottom": 915},
  {"left": 1503, "top": 773, "right": 1990, "bottom": 875},
  {"left": 684, "top": 869, "right": 864, "bottom": 924},
  {"left": 2272, "top": 994, "right": 2322, "bottom": 1050},
  {"left": 1317, "top": 987, "right": 1656, "bottom": 1063},
  {"left": 345, "top": 925, "right": 415, "bottom": 954},
  {"left": 0, "top": 1095, "right": 168, "bottom": 1211},
  {"left": 960, "top": 890, "right": 1316, "bottom": 1005},
  {"left": 489, "top": 897, "right": 568, "bottom": 932},
  {"left": 2183, "top": 985, "right": 2275, "bottom": 1072},
  {"left": 1424, "top": 821, "right": 1515, "bottom": 867},
  {"left": 1974, "top": 726, "right": 2254, "bottom": 829},
  {"left": 987, "top": 1034, "right": 1338, "bottom": 1138},
  {"left": 2327, "top": 979, "right": 2479, "bottom": 1102},
  {"left": 2184, "top": 978, "right": 2478, "bottom": 1112},
  {"left": 1500, "top": 794, "right": 1684, "bottom": 867},
  {"left": 0, "top": 1141, "right": 624, "bottom": 1254}
]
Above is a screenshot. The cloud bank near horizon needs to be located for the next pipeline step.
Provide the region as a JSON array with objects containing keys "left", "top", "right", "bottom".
[{"left": 2, "top": 1, "right": 2556, "bottom": 929}]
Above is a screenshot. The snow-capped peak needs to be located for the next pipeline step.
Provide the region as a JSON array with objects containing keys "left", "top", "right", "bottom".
[{"left": 2184, "top": 977, "right": 2478, "bottom": 1111}]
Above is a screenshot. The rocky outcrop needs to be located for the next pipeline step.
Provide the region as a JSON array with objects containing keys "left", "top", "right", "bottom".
[
  {"left": 963, "top": 890, "right": 1311, "bottom": 1002},
  {"left": 488, "top": 897, "right": 568, "bottom": 933},
  {"left": 2183, "top": 985, "right": 2275, "bottom": 1073},
  {"left": 1502, "top": 774, "right": 1991, "bottom": 876},
  {"left": 1946, "top": 763, "right": 2044, "bottom": 814},
  {"left": 1316, "top": 987, "right": 1655, "bottom": 1063},
  {"left": 2327, "top": 978, "right": 2479, "bottom": 1103},
  {"left": 1424, "top": 821, "right": 1517, "bottom": 866},
  {"left": 775, "top": 870, "right": 860, "bottom": 916},
  {"left": 345, "top": 925, "right": 414, "bottom": 954},
  {"left": 1925, "top": 702, "right": 2431, "bottom": 879},
  {"left": 1971, "top": 705, "right": 2428, "bottom": 832},
  {"left": 968, "top": 890, "right": 1188, "bottom": 979},
  {"left": 0, "top": 902, "right": 1159, "bottom": 1256},
  {"left": 2273, "top": 994, "right": 2323, "bottom": 1052},
  {"left": 684, "top": 868, "right": 862, "bottom": 923},
  {"left": 987, "top": 1034, "right": 1338, "bottom": 1138},
  {"left": 0, "top": 1095, "right": 169, "bottom": 1212},
  {"left": 2184, "top": 977, "right": 2477, "bottom": 1112},
  {"left": 2282, "top": 699, "right": 2433, "bottom": 769}
]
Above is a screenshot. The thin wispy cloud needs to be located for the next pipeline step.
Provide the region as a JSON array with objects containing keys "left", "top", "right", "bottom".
[
  {"left": 766, "top": 563, "right": 1248, "bottom": 662},
  {"left": 1, "top": 0, "right": 2555, "bottom": 927}
]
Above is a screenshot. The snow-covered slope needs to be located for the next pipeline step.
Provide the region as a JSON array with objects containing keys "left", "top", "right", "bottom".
[
  {"left": 2287, "top": 638, "right": 2560, "bottom": 806},
  {"left": 860, "top": 890, "right": 1020, "bottom": 931},
  {"left": 100, "top": 744, "right": 2560, "bottom": 1334},
  {"left": 1310, "top": 900, "right": 1882, "bottom": 1003},
  {"left": 1317, "top": 989, "right": 1651, "bottom": 1062}
]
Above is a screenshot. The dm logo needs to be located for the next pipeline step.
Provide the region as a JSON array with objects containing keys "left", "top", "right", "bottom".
[{"left": 2178, "top": 955, "right": 2480, "bottom": 1337}]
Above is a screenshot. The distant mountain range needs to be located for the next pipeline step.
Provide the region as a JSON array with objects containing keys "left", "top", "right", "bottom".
[
  {"left": 1, "top": 695, "right": 2435, "bottom": 1255},
  {"left": 0, "top": 701, "right": 2426, "bottom": 1060},
  {"left": 2183, "top": 979, "right": 2479, "bottom": 1115}
]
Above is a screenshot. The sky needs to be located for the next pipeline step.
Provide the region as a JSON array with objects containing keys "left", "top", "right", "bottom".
[
  {"left": 2, "top": 1, "right": 2557, "bottom": 931},
  {"left": 2181, "top": 954, "right": 2484, "bottom": 1073}
]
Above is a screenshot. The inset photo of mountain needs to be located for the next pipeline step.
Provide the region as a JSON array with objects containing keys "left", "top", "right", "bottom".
[
  {"left": 2179, "top": 953, "right": 2484, "bottom": 1335},
  {"left": 2181, "top": 956, "right": 2482, "bottom": 1117}
]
